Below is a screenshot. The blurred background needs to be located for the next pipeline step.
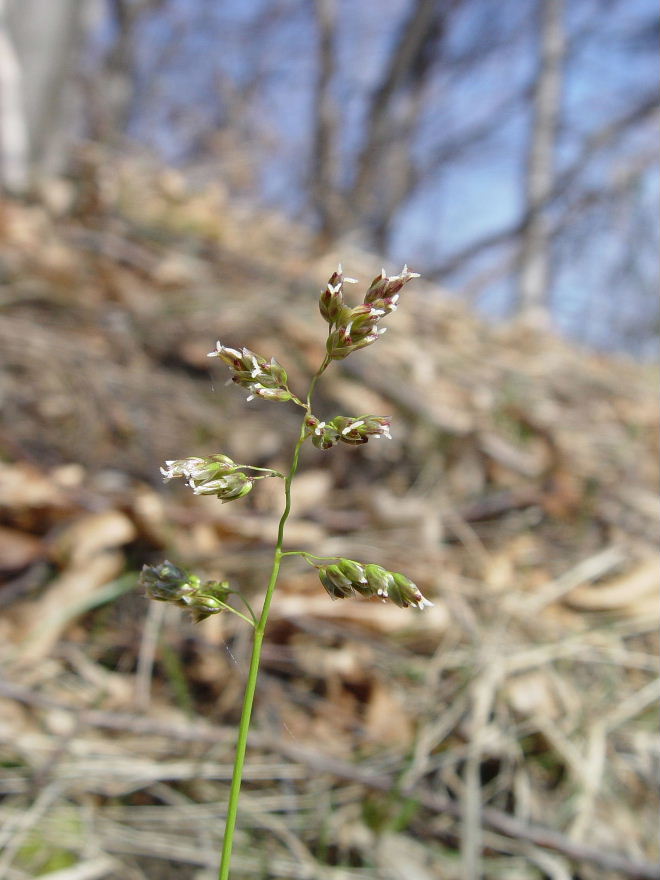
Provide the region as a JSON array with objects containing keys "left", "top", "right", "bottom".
[{"left": 0, "top": 1, "right": 658, "bottom": 878}]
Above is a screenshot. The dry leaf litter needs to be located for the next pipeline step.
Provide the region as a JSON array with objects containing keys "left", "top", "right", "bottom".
[{"left": 0, "top": 157, "right": 658, "bottom": 880}]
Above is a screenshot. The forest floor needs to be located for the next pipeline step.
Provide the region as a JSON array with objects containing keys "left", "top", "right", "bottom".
[{"left": 0, "top": 157, "right": 658, "bottom": 879}]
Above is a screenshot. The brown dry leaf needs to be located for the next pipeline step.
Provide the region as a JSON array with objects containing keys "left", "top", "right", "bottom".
[
  {"left": 480, "top": 431, "right": 550, "bottom": 478},
  {"left": 366, "top": 486, "right": 435, "bottom": 528},
  {"left": 13, "top": 550, "right": 126, "bottom": 664},
  {"left": 272, "top": 592, "right": 449, "bottom": 634},
  {"left": 204, "top": 506, "right": 326, "bottom": 545},
  {"left": 0, "top": 697, "right": 32, "bottom": 739},
  {"left": 0, "top": 462, "right": 66, "bottom": 509},
  {"left": 50, "top": 510, "right": 136, "bottom": 566},
  {"left": 290, "top": 469, "right": 333, "bottom": 515},
  {"left": 375, "top": 833, "right": 437, "bottom": 880},
  {"left": 485, "top": 534, "right": 544, "bottom": 592},
  {"left": 0, "top": 526, "right": 43, "bottom": 572},
  {"left": 51, "top": 463, "right": 87, "bottom": 488},
  {"left": 176, "top": 521, "right": 222, "bottom": 558},
  {"left": 565, "top": 557, "right": 659, "bottom": 613},
  {"left": 153, "top": 253, "right": 199, "bottom": 287},
  {"left": 484, "top": 550, "right": 515, "bottom": 592},
  {"left": 292, "top": 641, "right": 371, "bottom": 682},
  {"left": 329, "top": 377, "right": 391, "bottom": 416},
  {"left": 505, "top": 671, "right": 563, "bottom": 720},
  {"left": 364, "top": 681, "right": 413, "bottom": 747},
  {"left": 58, "top": 645, "right": 135, "bottom": 708},
  {"left": 130, "top": 486, "right": 172, "bottom": 546}
]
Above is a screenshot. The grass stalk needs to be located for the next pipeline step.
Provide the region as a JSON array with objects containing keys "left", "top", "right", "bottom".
[{"left": 217, "top": 361, "right": 327, "bottom": 879}]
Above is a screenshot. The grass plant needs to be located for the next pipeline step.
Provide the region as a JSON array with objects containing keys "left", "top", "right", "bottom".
[{"left": 139, "top": 266, "right": 433, "bottom": 878}]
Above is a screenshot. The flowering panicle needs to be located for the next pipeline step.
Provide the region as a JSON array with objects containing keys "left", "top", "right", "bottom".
[
  {"left": 318, "top": 264, "right": 358, "bottom": 325},
  {"left": 190, "top": 472, "right": 254, "bottom": 501},
  {"left": 321, "top": 264, "right": 419, "bottom": 360},
  {"left": 207, "top": 343, "right": 294, "bottom": 402},
  {"left": 139, "top": 560, "right": 233, "bottom": 622},
  {"left": 316, "top": 558, "right": 432, "bottom": 609},
  {"left": 144, "top": 261, "right": 429, "bottom": 880},
  {"left": 161, "top": 453, "right": 239, "bottom": 486},
  {"left": 161, "top": 453, "right": 282, "bottom": 502},
  {"left": 150, "top": 263, "right": 430, "bottom": 621},
  {"left": 305, "top": 414, "right": 392, "bottom": 449}
]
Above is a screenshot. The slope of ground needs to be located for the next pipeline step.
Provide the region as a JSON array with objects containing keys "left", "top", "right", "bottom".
[{"left": 0, "top": 158, "right": 657, "bottom": 879}]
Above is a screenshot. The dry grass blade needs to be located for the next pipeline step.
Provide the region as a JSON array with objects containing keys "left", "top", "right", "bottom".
[
  {"left": 21, "top": 857, "right": 119, "bottom": 880},
  {"left": 0, "top": 164, "right": 657, "bottom": 878}
]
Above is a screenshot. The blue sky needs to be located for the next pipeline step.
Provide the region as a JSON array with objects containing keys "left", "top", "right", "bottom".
[{"left": 92, "top": 0, "right": 658, "bottom": 354}]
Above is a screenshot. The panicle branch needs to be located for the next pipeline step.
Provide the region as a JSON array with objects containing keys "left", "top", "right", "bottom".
[
  {"left": 138, "top": 560, "right": 243, "bottom": 623},
  {"left": 316, "top": 557, "right": 432, "bottom": 610},
  {"left": 319, "top": 264, "right": 420, "bottom": 359},
  {"left": 147, "top": 264, "right": 430, "bottom": 624},
  {"left": 207, "top": 344, "right": 301, "bottom": 404},
  {"left": 304, "top": 413, "right": 392, "bottom": 449},
  {"left": 161, "top": 453, "right": 282, "bottom": 502}
]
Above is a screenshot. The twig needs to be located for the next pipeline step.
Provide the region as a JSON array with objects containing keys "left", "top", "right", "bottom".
[
  {"left": 21, "top": 857, "right": 119, "bottom": 880},
  {"left": 2, "top": 680, "right": 658, "bottom": 879},
  {"left": 0, "top": 782, "right": 63, "bottom": 879},
  {"left": 134, "top": 601, "right": 166, "bottom": 710}
]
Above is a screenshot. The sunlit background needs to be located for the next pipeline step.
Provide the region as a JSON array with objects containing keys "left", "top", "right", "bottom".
[
  {"left": 0, "top": 2, "right": 658, "bottom": 879},
  {"left": 3, "top": 0, "right": 659, "bottom": 353}
]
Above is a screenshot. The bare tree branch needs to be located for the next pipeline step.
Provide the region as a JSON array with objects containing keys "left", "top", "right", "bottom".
[
  {"left": 310, "top": 0, "right": 340, "bottom": 242},
  {"left": 427, "top": 92, "right": 659, "bottom": 281},
  {"left": 350, "top": 0, "right": 447, "bottom": 232}
]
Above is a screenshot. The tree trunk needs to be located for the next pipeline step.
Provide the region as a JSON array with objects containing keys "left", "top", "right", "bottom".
[
  {"left": 350, "top": 0, "right": 445, "bottom": 245},
  {"left": 517, "top": 0, "right": 566, "bottom": 322},
  {"left": 0, "top": 0, "right": 28, "bottom": 192},
  {"left": 310, "top": 0, "right": 341, "bottom": 245},
  {"left": 0, "top": 0, "right": 84, "bottom": 192}
]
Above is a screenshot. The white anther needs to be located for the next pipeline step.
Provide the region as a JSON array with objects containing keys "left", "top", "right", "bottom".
[{"left": 342, "top": 420, "right": 364, "bottom": 435}]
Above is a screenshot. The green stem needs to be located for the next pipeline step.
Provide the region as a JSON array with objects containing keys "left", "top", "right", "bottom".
[
  {"left": 281, "top": 550, "right": 341, "bottom": 565},
  {"left": 241, "top": 466, "right": 285, "bottom": 478},
  {"left": 217, "top": 362, "right": 326, "bottom": 880},
  {"left": 214, "top": 600, "right": 255, "bottom": 628},
  {"left": 230, "top": 592, "right": 257, "bottom": 625},
  {"left": 307, "top": 356, "right": 329, "bottom": 407}
]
